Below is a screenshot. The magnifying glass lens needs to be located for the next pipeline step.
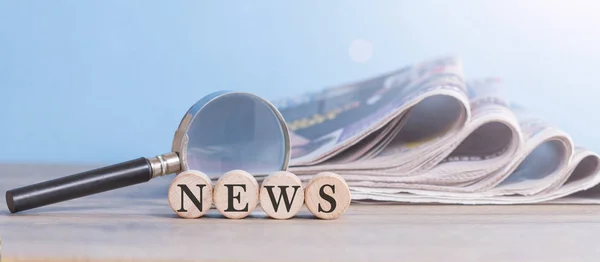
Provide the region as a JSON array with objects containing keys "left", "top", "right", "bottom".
[{"left": 185, "top": 93, "right": 288, "bottom": 177}]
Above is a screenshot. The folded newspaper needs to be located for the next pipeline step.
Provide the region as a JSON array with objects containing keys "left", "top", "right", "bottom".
[{"left": 270, "top": 56, "right": 600, "bottom": 204}]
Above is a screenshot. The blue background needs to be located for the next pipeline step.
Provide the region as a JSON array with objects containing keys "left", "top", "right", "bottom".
[{"left": 1, "top": 0, "right": 599, "bottom": 165}]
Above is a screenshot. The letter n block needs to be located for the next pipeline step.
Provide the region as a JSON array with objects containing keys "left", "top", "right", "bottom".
[
  {"left": 259, "top": 171, "right": 304, "bottom": 219},
  {"left": 304, "top": 172, "right": 351, "bottom": 220},
  {"left": 168, "top": 170, "right": 213, "bottom": 219},
  {"left": 213, "top": 170, "right": 259, "bottom": 219}
]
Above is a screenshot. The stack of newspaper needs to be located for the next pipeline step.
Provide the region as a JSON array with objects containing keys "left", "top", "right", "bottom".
[{"left": 270, "top": 57, "right": 600, "bottom": 204}]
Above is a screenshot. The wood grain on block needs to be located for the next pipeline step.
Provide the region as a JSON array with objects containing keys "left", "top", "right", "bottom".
[
  {"left": 259, "top": 171, "right": 304, "bottom": 219},
  {"left": 304, "top": 172, "right": 351, "bottom": 220},
  {"left": 213, "top": 169, "right": 259, "bottom": 219},
  {"left": 168, "top": 170, "right": 213, "bottom": 219}
]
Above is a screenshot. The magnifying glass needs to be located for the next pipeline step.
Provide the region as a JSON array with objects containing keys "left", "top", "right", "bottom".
[{"left": 6, "top": 91, "right": 290, "bottom": 213}]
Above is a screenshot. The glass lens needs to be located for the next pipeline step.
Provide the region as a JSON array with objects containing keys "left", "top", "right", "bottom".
[{"left": 184, "top": 93, "right": 288, "bottom": 177}]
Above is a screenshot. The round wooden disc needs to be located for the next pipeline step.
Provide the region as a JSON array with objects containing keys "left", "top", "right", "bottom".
[
  {"left": 259, "top": 171, "right": 305, "bottom": 219},
  {"left": 168, "top": 170, "right": 213, "bottom": 219},
  {"left": 213, "top": 169, "right": 259, "bottom": 219},
  {"left": 304, "top": 172, "right": 351, "bottom": 220}
]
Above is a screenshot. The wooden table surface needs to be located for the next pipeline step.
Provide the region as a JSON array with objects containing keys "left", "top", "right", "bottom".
[{"left": 2, "top": 163, "right": 600, "bottom": 262}]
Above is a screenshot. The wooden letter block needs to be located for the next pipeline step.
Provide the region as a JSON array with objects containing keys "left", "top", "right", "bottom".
[
  {"left": 168, "top": 170, "right": 213, "bottom": 219},
  {"left": 304, "top": 172, "right": 351, "bottom": 220},
  {"left": 213, "top": 169, "right": 259, "bottom": 219},
  {"left": 259, "top": 171, "right": 304, "bottom": 220}
]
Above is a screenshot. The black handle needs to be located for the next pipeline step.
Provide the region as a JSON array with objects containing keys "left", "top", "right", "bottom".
[{"left": 6, "top": 157, "right": 152, "bottom": 213}]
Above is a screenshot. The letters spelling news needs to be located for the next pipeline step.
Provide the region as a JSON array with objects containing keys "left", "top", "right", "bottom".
[
  {"left": 169, "top": 170, "right": 350, "bottom": 220},
  {"left": 177, "top": 182, "right": 337, "bottom": 215}
]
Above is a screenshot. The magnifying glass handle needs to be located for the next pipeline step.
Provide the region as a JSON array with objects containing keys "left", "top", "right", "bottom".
[{"left": 5, "top": 152, "right": 180, "bottom": 213}]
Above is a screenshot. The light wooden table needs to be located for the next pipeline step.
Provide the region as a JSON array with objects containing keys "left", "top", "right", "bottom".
[{"left": 2, "top": 163, "right": 600, "bottom": 262}]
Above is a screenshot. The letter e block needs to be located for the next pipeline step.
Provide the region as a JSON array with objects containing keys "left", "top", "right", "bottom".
[
  {"left": 213, "top": 169, "right": 259, "bottom": 219},
  {"left": 259, "top": 171, "right": 304, "bottom": 219},
  {"left": 304, "top": 172, "right": 351, "bottom": 220},
  {"left": 168, "top": 170, "right": 213, "bottom": 219}
]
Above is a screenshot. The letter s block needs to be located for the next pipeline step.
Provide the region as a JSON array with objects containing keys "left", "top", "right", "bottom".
[
  {"left": 259, "top": 171, "right": 304, "bottom": 220},
  {"left": 213, "top": 170, "right": 259, "bottom": 219},
  {"left": 168, "top": 170, "right": 213, "bottom": 219},
  {"left": 304, "top": 172, "right": 351, "bottom": 220}
]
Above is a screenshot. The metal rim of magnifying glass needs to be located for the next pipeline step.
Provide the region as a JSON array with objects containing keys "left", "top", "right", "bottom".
[{"left": 170, "top": 90, "right": 291, "bottom": 176}]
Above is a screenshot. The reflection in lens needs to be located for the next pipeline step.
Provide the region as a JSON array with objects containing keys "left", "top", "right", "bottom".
[{"left": 185, "top": 93, "right": 287, "bottom": 177}]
